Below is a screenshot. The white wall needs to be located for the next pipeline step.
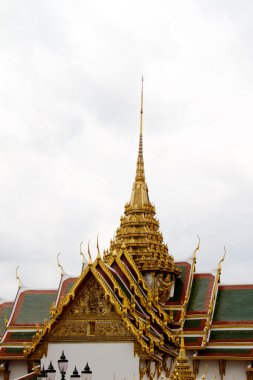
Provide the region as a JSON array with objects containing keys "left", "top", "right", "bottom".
[
  {"left": 198, "top": 359, "right": 247, "bottom": 380},
  {"left": 9, "top": 361, "right": 27, "bottom": 380},
  {"left": 42, "top": 342, "right": 139, "bottom": 380}
]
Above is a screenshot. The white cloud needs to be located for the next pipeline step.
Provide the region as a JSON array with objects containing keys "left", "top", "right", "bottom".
[{"left": 0, "top": 0, "right": 253, "bottom": 299}]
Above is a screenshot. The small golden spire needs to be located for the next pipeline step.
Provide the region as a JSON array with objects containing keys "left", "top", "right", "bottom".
[
  {"left": 135, "top": 77, "right": 145, "bottom": 182},
  {"left": 16, "top": 265, "right": 23, "bottom": 288},
  {"left": 179, "top": 331, "right": 186, "bottom": 358}
]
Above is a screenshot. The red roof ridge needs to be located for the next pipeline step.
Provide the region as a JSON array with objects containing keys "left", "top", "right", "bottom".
[{"left": 219, "top": 283, "right": 253, "bottom": 287}]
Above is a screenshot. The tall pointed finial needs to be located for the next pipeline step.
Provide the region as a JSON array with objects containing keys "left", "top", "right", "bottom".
[
  {"left": 87, "top": 240, "right": 92, "bottom": 265},
  {"left": 96, "top": 233, "right": 101, "bottom": 259},
  {"left": 57, "top": 252, "right": 67, "bottom": 276},
  {"left": 135, "top": 77, "right": 145, "bottom": 182},
  {"left": 178, "top": 330, "right": 186, "bottom": 358},
  {"left": 140, "top": 76, "right": 144, "bottom": 135},
  {"left": 218, "top": 246, "right": 226, "bottom": 271},
  {"left": 80, "top": 241, "right": 87, "bottom": 271},
  {"left": 16, "top": 266, "right": 23, "bottom": 288},
  {"left": 193, "top": 234, "right": 200, "bottom": 261}
]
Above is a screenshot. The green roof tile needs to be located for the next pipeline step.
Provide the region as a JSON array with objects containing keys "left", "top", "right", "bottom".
[
  {"left": 187, "top": 276, "right": 212, "bottom": 312},
  {"left": 4, "top": 347, "right": 24, "bottom": 354},
  {"left": 184, "top": 336, "right": 201, "bottom": 344},
  {"left": 171, "top": 264, "right": 189, "bottom": 303},
  {"left": 13, "top": 292, "right": 56, "bottom": 325},
  {"left": 7, "top": 331, "right": 35, "bottom": 342},
  {"left": 184, "top": 319, "right": 203, "bottom": 329},
  {"left": 213, "top": 287, "right": 253, "bottom": 322},
  {"left": 200, "top": 348, "right": 252, "bottom": 355},
  {"left": 210, "top": 330, "right": 253, "bottom": 341},
  {"left": 0, "top": 304, "right": 13, "bottom": 336}
]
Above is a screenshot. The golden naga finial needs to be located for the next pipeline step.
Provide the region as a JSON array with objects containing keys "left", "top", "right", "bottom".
[
  {"left": 80, "top": 241, "right": 87, "bottom": 270},
  {"left": 96, "top": 233, "right": 101, "bottom": 259},
  {"left": 16, "top": 265, "right": 23, "bottom": 288},
  {"left": 87, "top": 240, "right": 92, "bottom": 265},
  {"left": 193, "top": 234, "right": 200, "bottom": 260},
  {"left": 218, "top": 246, "right": 226, "bottom": 271},
  {"left": 57, "top": 252, "right": 67, "bottom": 276}
]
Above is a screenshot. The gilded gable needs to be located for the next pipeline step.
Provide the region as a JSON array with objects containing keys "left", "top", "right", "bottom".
[{"left": 47, "top": 275, "right": 133, "bottom": 342}]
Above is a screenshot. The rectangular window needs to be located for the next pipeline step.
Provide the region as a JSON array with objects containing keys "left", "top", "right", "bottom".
[{"left": 88, "top": 321, "right": 95, "bottom": 336}]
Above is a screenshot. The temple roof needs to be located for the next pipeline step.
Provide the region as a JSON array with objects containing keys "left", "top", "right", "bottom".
[
  {"left": 0, "top": 288, "right": 57, "bottom": 360},
  {"left": 55, "top": 275, "right": 78, "bottom": 308},
  {"left": 26, "top": 247, "right": 181, "bottom": 362},
  {"left": 8, "top": 289, "right": 57, "bottom": 327},
  {"left": 187, "top": 273, "right": 216, "bottom": 316},
  {"left": 212, "top": 284, "right": 253, "bottom": 325},
  {"left": 0, "top": 301, "right": 13, "bottom": 338}
]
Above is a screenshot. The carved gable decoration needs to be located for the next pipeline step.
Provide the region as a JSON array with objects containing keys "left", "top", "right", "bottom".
[
  {"left": 47, "top": 275, "right": 133, "bottom": 342},
  {"left": 69, "top": 276, "right": 114, "bottom": 317}
]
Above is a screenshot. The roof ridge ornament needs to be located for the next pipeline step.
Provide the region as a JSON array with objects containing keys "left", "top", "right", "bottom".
[
  {"left": 80, "top": 241, "right": 87, "bottom": 271},
  {"left": 217, "top": 246, "right": 226, "bottom": 282},
  {"left": 87, "top": 240, "right": 93, "bottom": 265},
  {"left": 96, "top": 233, "right": 101, "bottom": 260},
  {"left": 193, "top": 234, "right": 200, "bottom": 263},
  {"left": 218, "top": 246, "right": 226, "bottom": 271},
  {"left": 57, "top": 252, "right": 67, "bottom": 277},
  {"left": 16, "top": 265, "right": 23, "bottom": 288}
]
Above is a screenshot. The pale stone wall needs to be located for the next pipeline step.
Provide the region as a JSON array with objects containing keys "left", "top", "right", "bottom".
[
  {"left": 198, "top": 359, "right": 247, "bottom": 380},
  {"left": 9, "top": 360, "right": 27, "bottom": 380},
  {"left": 41, "top": 342, "right": 139, "bottom": 380}
]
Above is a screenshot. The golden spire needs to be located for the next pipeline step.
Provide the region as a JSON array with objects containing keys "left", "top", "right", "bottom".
[
  {"left": 129, "top": 78, "right": 150, "bottom": 207},
  {"left": 135, "top": 76, "right": 145, "bottom": 182},
  {"left": 169, "top": 332, "right": 195, "bottom": 380},
  {"left": 179, "top": 332, "right": 186, "bottom": 358},
  {"left": 104, "top": 79, "right": 180, "bottom": 283}
]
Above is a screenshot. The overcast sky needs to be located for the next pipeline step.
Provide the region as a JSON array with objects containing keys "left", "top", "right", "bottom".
[{"left": 0, "top": 0, "right": 253, "bottom": 300}]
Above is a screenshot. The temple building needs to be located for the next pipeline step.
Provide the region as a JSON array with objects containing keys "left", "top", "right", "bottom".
[{"left": 0, "top": 82, "right": 253, "bottom": 380}]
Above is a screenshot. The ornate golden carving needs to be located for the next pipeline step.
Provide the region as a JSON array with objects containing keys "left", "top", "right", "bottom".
[
  {"left": 95, "top": 320, "right": 132, "bottom": 337},
  {"left": 52, "top": 321, "right": 87, "bottom": 337},
  {"left": 158, "top": 274, "right": 174, "bottom": 303},
  {"left": 69, "top": 277, "right": 114, "bottom": 317}
]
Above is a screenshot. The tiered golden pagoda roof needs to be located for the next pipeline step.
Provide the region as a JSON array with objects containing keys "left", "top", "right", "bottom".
[
  {"left": 104, "top": 79, "right": 180, "bottom": 280},
  {"left": 169, "top": 336, "right": 196, "bottom": 380}
]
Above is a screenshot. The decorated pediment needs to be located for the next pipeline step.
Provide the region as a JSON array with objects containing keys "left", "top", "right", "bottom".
[{"left": 46, "top": 275, "right": 133, "bottom": 343}]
